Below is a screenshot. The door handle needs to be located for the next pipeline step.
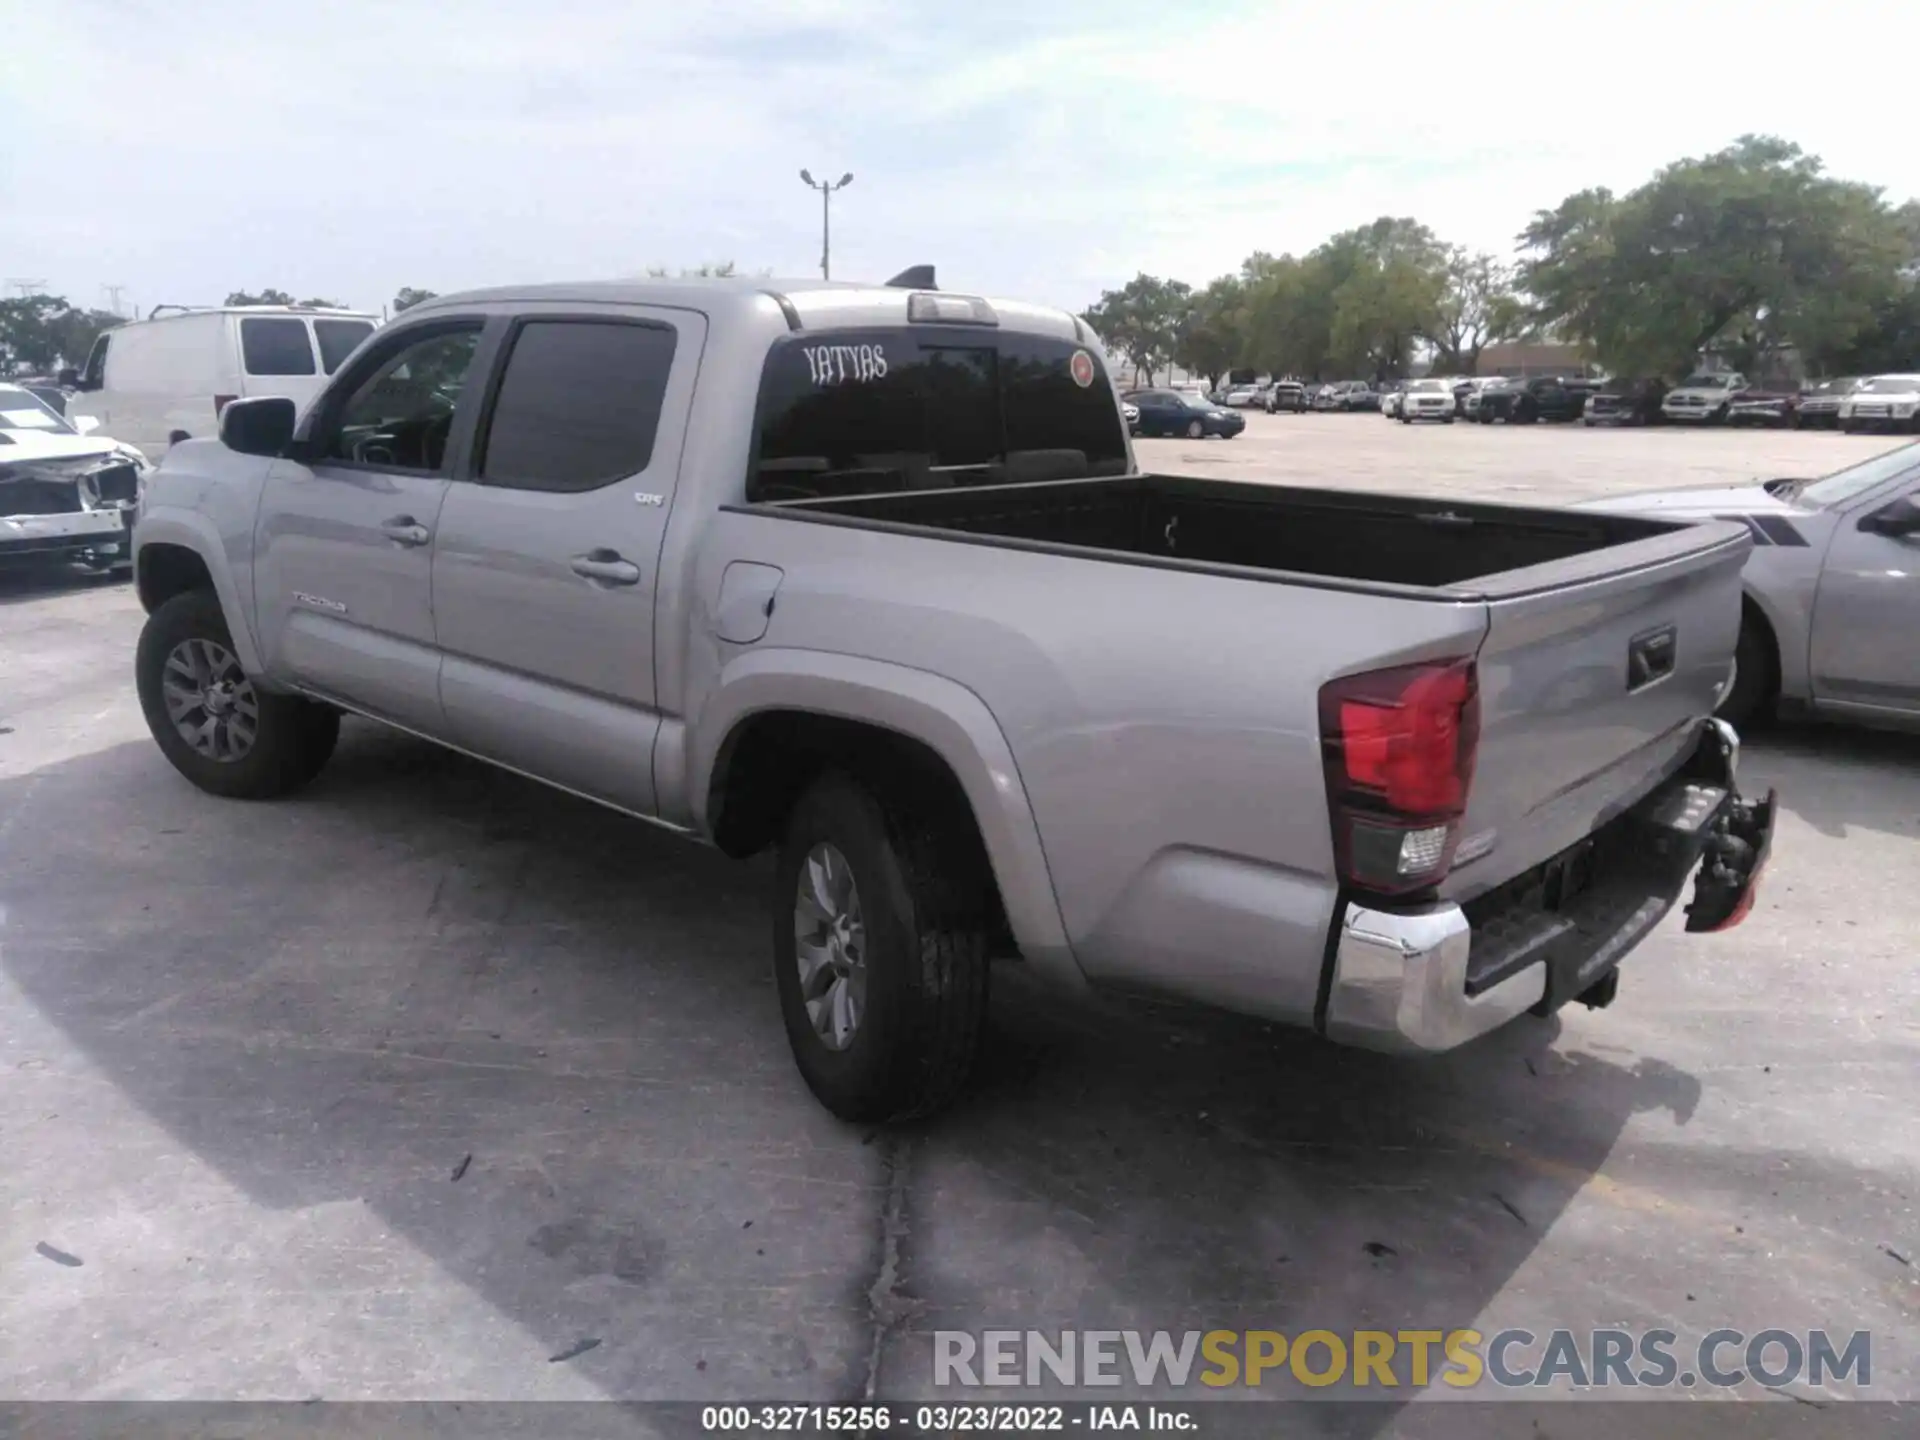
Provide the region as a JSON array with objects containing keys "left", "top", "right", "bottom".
[
  {"left": 570, "top": 549, "right": 642, "bottom": 586},
  {"left": 380, "top": 517, "right": 431, "bottom": 547}
]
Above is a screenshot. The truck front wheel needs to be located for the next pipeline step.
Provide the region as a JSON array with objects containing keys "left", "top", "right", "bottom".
[
  {"left": 772, "top": 772, "right": 991, "bottom": 1123},
  {"left": 135, "top": 589, "right": 339, "bottom": 800}
]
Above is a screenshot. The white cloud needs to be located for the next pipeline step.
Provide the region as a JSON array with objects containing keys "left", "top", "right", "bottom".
[{"left": 4, "top": 0, "right": 1913, "bottom": 317}]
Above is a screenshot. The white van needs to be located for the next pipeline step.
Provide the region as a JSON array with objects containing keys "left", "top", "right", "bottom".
[{"left": 64, "top": 305, "right": 380, "bottom": 459}]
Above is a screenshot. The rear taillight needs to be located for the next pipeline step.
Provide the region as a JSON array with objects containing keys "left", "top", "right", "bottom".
[
  {"left": 214, "top": 394, "right": 238, "bottom": 416},
  {"left": 1319, "top": 658, "right": 1480, "bottom": 897}
]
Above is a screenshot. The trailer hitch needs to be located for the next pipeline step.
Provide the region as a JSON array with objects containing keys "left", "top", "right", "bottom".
[{"left": 1683, "top": 788, "right": 1777, "bottom": 933}]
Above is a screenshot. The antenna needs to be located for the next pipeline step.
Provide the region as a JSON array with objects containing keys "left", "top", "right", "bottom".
[
  {"left": 102, "top": 284, "right": 128, "bottom": 316},
  {"left": 5, "top": 278, "right": 49, "bottom": 298},
  {"left": 886, "top": 265, "right": 935, "bottom": 289}
]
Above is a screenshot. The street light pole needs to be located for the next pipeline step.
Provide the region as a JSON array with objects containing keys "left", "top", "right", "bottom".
[{"left": 798, "top": 169, "right": 854, "bottom": 280}]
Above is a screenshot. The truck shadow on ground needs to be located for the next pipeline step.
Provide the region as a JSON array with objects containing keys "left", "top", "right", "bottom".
[
  {"left": 1745, "top": 722, "right": 1920, "bottom": 841},
  {"left": 0, "top": 565, "right": 127, "bottom": 607},
  {"left": 0, "top": 723, "right": 1809, "bottom": 1432}
]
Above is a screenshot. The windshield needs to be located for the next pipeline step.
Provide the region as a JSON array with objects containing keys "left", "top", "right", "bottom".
[
  {"left": 1862, "top": 376, "right": 1920, "bottom": 395},
  {"left": 1410, "top": 380, "right": 1447, "bottom": 393},
  {"left": 1181, "top": 393, "right": 1219, "bottom": 410},
  {"left": 1678, "top": 374, "right": 1732, "bottom": 389},
  {"left": 0, "top": 386, "right": 77, "bottom": 435},
  {"left": 1795, "top": 441, "right": 1920, "bottom": 507}
]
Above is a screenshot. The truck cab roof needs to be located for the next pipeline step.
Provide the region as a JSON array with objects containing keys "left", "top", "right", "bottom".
[{"left": 406, "top": 278, "right": 1088, "bottom": 345}]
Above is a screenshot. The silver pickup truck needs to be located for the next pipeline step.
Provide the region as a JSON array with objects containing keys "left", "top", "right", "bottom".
[{"left": 130, "top": 274, "right": 1775, "bottom": 1121}]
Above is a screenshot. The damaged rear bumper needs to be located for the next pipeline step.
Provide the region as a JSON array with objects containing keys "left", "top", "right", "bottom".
[{"left": 1323, "top": 718, "right": 1774, "bottom": 1054}]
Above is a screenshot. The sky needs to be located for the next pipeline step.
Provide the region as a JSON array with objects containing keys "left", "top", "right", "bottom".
[{"left": 5, "top": 0, "right": 1917, "bottom": 321}]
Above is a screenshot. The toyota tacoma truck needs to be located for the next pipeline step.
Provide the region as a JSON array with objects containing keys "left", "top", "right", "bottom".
[{"left": 129, "top": 273, "right": 1776, "bottom": 1122}]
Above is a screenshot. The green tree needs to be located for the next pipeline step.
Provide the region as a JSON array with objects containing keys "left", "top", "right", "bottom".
[
  {"left": 1237, "top": 254, "right": 1329, "bottom": 378},
  {"left": 1319, "top": 218, "right": 1449, "bottom": 378},
  {"left": 0, "top": 294, "right": 74, "bottom": 373},
  {"left": 225, "top": 288, "right": 296, "bottom": 306},
  {"left": 1081, "top": 273, "right": 1192, "bottom": 386},
  {"left": 1520, "top": 135, "right": 1911, "bottom": 380},
  {"left": 0, "top": 295, "right": 121, "bottom": 374},
  {"left": 1172, "top": 276, "right": 1248, "bottom": 391},
  {"left": 1423, "top": 249, "right": 1518, "bottom": 374},
  {"left": 392, "top": 287, "right": 438, "bottom": 313}
]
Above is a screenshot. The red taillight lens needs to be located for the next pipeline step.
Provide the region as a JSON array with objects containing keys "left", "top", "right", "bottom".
[
  {"left": 214, "top": 394, "right": 238, "bottom": 416},
  {"left": 1320, "top": 658, "right": 1480, "bottom": 897}
]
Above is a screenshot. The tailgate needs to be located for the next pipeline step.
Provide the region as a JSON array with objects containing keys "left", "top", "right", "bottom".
[{"left": 1440, "top": 519, "right": 1753, "bottom": 902}]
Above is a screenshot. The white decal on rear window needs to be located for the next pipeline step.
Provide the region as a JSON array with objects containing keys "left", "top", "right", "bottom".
[{"left": 803, "top": 344, "right": 888, "bottom": 386}]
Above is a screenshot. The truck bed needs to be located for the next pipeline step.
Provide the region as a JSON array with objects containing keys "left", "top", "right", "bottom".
[
  {"left": 753, "top": 472, "right": 1686, "bottom": 594},
  {"left": 742, "top": 469, "right": 1753, "bottom": 907}
]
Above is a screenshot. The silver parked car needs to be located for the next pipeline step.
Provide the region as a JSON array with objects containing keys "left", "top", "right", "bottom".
[{"left": 1577, "top": 442, "right": 1920, "bottom": 730}]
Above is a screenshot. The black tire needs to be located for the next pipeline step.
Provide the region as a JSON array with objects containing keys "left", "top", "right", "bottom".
[
  {"left": 1716, "top": 611, "right": 1777, "bottom": 731},
  {"left": 772, "top": 772, "right": 991, "bottom": 1123},
  {"left": 1442, "top": 415, "right": 1455, "bottom": 424},
  {"left": 135, "top": 589, "right": 339, "bottom": 799}
]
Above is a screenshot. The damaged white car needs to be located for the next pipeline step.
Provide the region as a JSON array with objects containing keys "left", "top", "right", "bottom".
[{"left": 0, "top": 382, "right": 148, "bottom": 575}]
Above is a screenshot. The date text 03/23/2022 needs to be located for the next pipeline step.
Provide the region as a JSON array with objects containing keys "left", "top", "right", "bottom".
[{"left": 700, "top": 1403, "right": 1194, "bottom": 1432}]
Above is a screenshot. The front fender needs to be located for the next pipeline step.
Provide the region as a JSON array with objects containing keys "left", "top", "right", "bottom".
[
  {"left": 688, "top": 647, "right": 1085, "bottom": 993},
  {"left": 133, "top": 505, "right": 264, "bottom": 677}
]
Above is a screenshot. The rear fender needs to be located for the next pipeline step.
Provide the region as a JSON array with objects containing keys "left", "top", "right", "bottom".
[{"left": 688, "top": 648, "right": 1085, "bottom": 992}]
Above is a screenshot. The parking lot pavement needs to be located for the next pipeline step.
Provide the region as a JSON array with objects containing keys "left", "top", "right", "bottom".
[
  {"left": 3, "top": 428, "right": 1918, "bottom": 1423},
  {"left": 1137, "top": 409, "right": 1907, "bottom": 503}
]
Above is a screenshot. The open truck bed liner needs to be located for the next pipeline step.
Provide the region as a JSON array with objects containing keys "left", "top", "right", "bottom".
[{"left": 745, "top": 471, "right": 1713, "bottom": 597}]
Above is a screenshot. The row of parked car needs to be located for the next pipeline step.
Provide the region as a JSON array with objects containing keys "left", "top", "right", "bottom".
[{"left": 1200, "top": 371, "right": 1920, "bottom": 432}]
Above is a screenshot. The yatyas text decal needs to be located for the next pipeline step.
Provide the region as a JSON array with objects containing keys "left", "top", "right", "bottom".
[{"left": 803, "top": 344, "right": 889, "bottom": 385}]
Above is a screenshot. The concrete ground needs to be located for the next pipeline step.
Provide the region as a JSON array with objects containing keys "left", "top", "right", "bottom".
[{"left": 2, "top": 420, "right": 1917, "bottom": 1432}]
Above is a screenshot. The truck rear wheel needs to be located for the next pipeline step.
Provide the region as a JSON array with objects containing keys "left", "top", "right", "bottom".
[
  {"left": 135, "top": 589, "right": 340, "bottom": 800},
  {"left": 772, "top": 772, "right": 991, "bottom": 1123}
]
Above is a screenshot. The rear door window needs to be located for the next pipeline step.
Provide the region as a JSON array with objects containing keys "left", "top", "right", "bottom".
[
  {"left": 751, "top": 329, "right": 1127, "bottom": 501},
  {"left": 478, "top": 319, "right": 678, "bottom": 492},
  {"left": 315, "top": 319, "right": 377, "bottom": 374},
  {"left": 240, "top": 317, "right": 318, "bottom": 376}
]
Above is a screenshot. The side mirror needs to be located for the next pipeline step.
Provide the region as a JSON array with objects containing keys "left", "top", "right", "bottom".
[
  {"left": 72, "top": 415, "right": 102, "bottom": 436},
  {"left": 1860, "top": 494, "right": 1920, "bottom": 538},
  {"left": 220, "top": 396, "right": 298, "bottom": 458},
  {"left": 57, "top": 367, "right": 80, "bottom": 388}
]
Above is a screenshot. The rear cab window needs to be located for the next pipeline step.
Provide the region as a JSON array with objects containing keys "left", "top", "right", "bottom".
[
  {"left": 749, "top": 328, "right": 1128, "bottom": 502},
  {"left": 240, "top": 317, "right": 318, "bottom": 376}
]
